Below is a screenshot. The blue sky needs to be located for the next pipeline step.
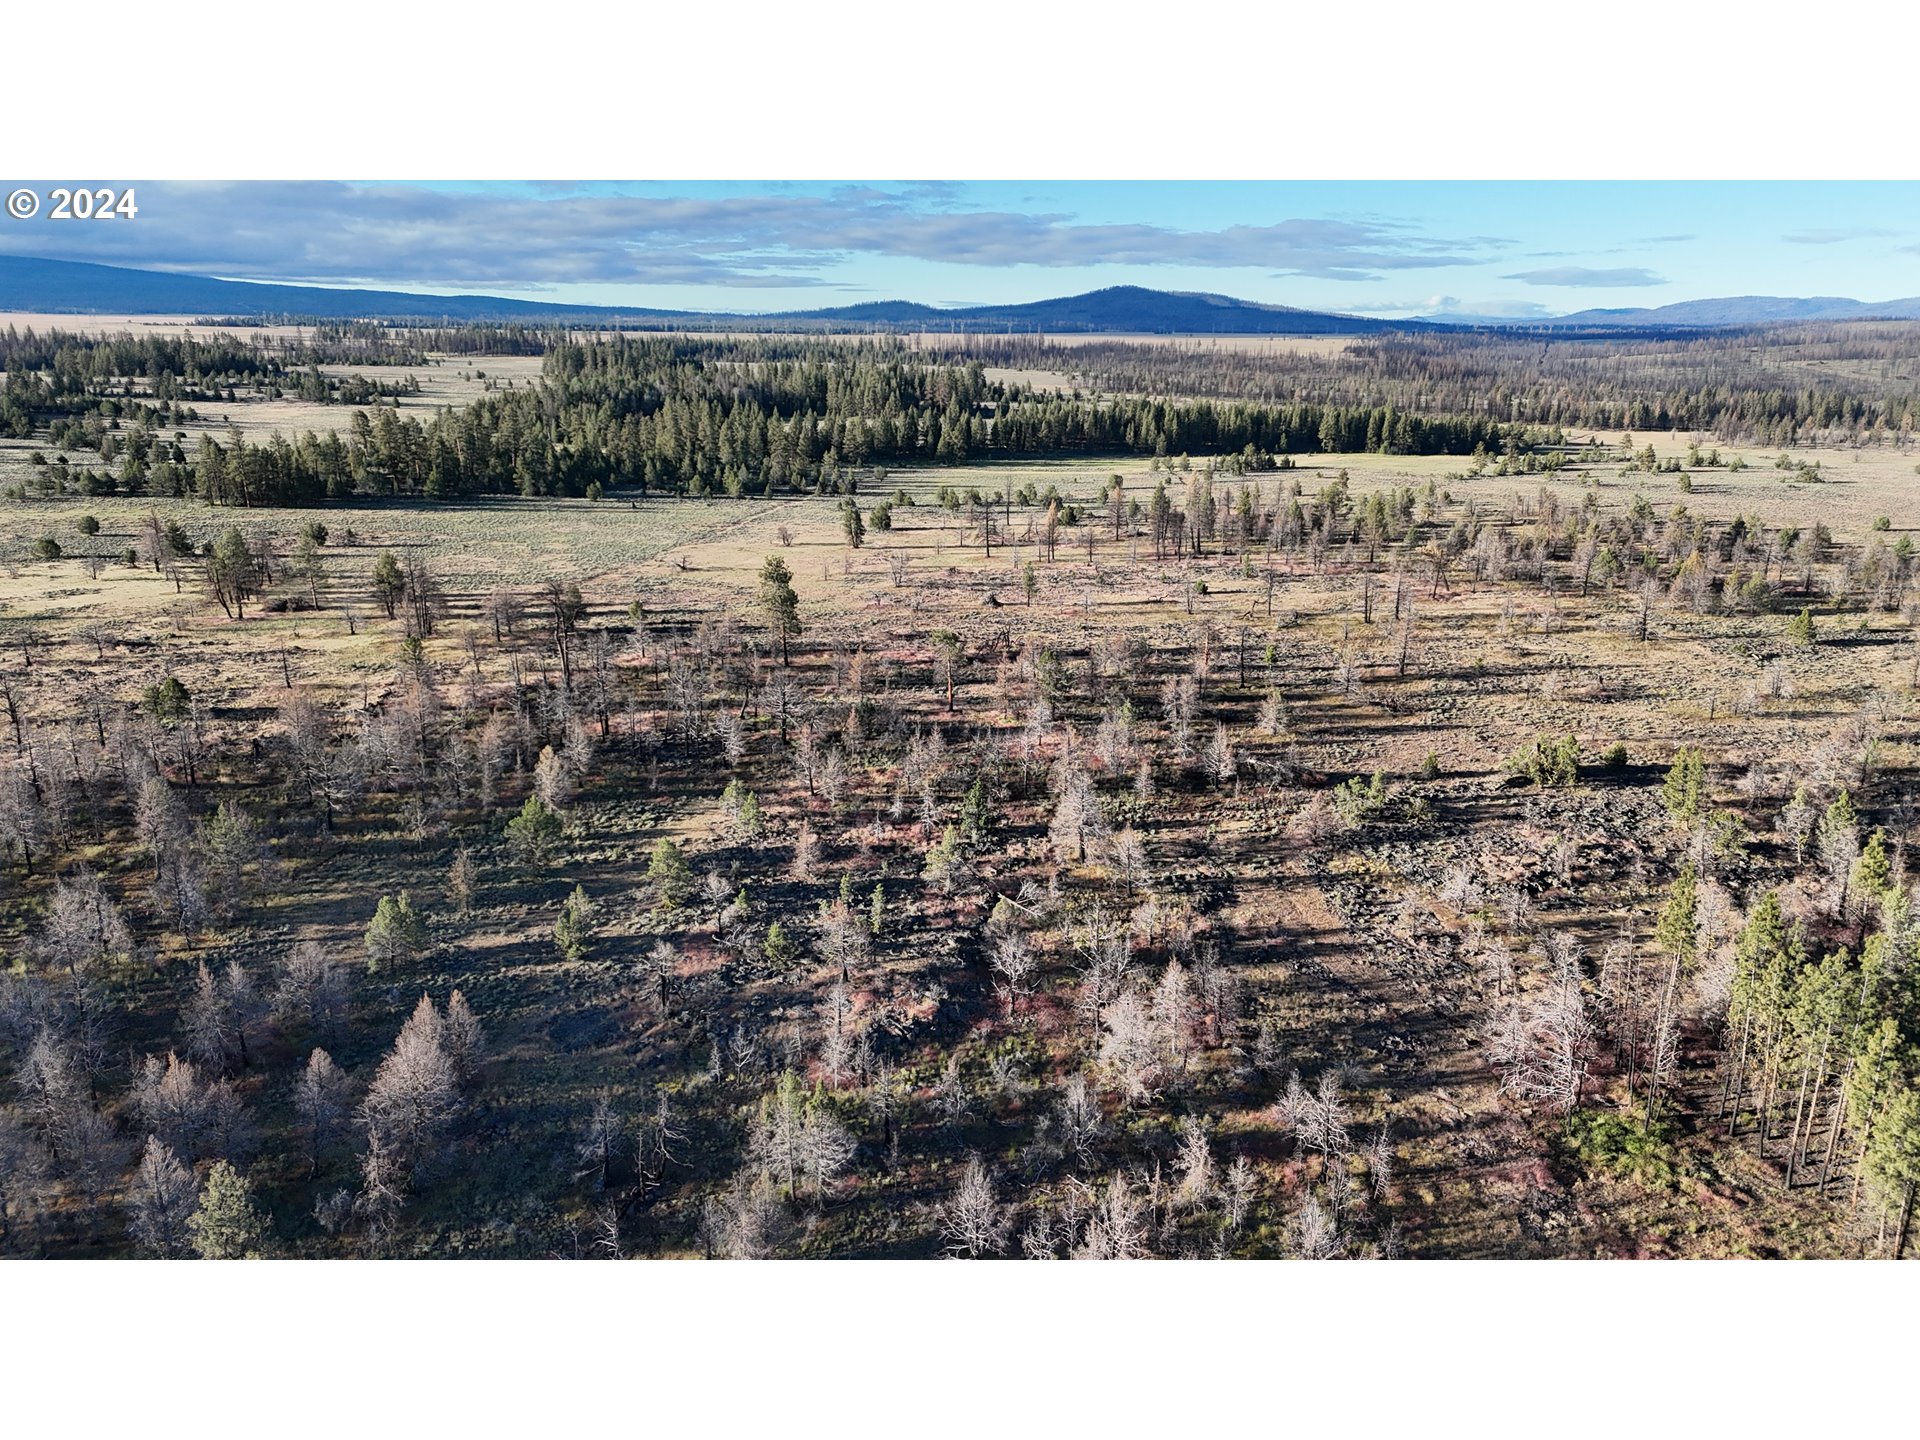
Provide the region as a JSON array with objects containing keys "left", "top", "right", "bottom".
[{"left": 5, "top": 180, "right": 1920, "bottom": 317}]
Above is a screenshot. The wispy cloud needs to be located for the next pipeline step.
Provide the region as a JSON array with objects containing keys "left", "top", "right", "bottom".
[
  {"left": 1782, "top": 227, "right": 1896, "bottom": 244},
  {"left": 0, "top": 181, "right": 1506, "bottom": 289},
  {"left": 1501, "top": 266, "right": 1666, "bottom": 288},
  {"left": 1347, "top": 294, "right": 1558, "bottom": 319}
]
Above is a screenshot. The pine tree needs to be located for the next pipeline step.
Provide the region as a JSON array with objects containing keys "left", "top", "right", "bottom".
[
  {"left": 1655, "top": 863, "right": 1698, "bottom": 964},
  {"left": 364, "top": 891, "right": 428, "bottom": 972},
  {"left": 758, "top": 555, "right": 802, "bottom": 663},
  {"left": 958, "top": 776, "right": 993, "bottom": 843},
  {"left": 647, "top": 837, "right": 692, "bottom": 908},
  {"left": 188, "top": 1160, "right": 266, "bottom": 1259},
  {"left": 1785, "top": 606, "right": 1817, "bottom": 650},
  {"left": 554, "top": 884, "right": 598, "bottom": 962},
  {"left": 1852, "top": 828, "right": 1895, "bottom": 905},
  {"left": 370, "top": 551, "right": 406, "bottom": 619},
  {"left": 763, "top": 920, "right": 797, "bottom": 968},
  {"left": 503, "top": 794, "right": 562, "bottom": 866},
  {"left": 1662, "top": 747, "right": 1706, "bottom": 825}
]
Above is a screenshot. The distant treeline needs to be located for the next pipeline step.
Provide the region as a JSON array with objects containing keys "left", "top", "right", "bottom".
[
  {"left": 917, "top": 323, "right": 1920, "bottom": 446},
  {"left": 10, "top": 333, "right": 1557, "bottom": 505}
]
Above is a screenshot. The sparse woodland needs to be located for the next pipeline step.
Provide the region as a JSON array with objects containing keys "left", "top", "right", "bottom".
[{"left": 1, "top": 322, "right": 1919, "bottom": 1259}]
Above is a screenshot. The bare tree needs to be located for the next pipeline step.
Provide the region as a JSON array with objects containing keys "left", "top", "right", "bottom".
[
  {"left": 1222, "top": 1154, "right": 1258, "bottom": 1231},
  {"left": 131, "top": 1050, "right": 252, "bottom": 1164},
  {"left": 1174, "top": 1115, "right": 1216, "bottom": 1209},
  {"left": 1073, "top": 1172, "right": 1151, "bottom": 1259},
  {"left": 941, "top": 1153, "right": 1009, "bottom": 1257},
  {"left": 990, "top": 928, "right": 1037, "bottom": 1016},
  {"left": 358, "top": 995, "right": 461, "bottom": 1181},
  {"left": 574, "top": 1090, "right": 624, "bottom": 1192},
  {"left": 1289, "top": 1192, "right": 1346, "bottom": 1259},
  {"left": 1051, "top": 1073, "right": 1106, "bottom": 1170},
  {"left": 443, "top": 990, "right": 484, "bottom": 1084},
  {"left": 128, "top": 1135, "right": 197, "bottom": 1256},
  {"left": 273, "top": 941, "right": 347, "bottom": 1042},
  {"left": 1365, "top": 1124, "right": 1394, "bottom": 1199},
  {"left": 1489, "top": 937, "right": 1594, "bottom": 1115},
  {"left": 0, "top": 1106, "right": 51, "bottom": 1250},
  {"left": 34, "top": 868, "right": 137, "bottom": 976},
  {"left": 701, "top": 1168, "right": 793, "bottom": 1259},
  {"left": 292, "top": 1048, "right": 351, "bottom": 1175}
]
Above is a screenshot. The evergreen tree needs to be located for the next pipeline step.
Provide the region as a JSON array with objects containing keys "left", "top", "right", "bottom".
[
  {"left": 758, "top": 554, "right": 802, "bottom": 664},
  {"left": 763, "top": 919, "right": 797, "bottom": 968},
  {"left": 503, "top": 794, "right": 562, "bottom": 866},
  {"left": 1785, "top": 606, "right": 1817, "bottom": 650},
  {"left": 371, "top": 551, "right": 406, "bottom": 619},
  {"left": 188, "top": 1160, "right": 266, "bottom": 1259},
  {"left": 1655, "top": 863, "right": 1698, "bottom": 963},
  {"left": 554, "top": 884, "right": 598, "bottom": 962},
  {"left": 364, "top": 891, "right": 428, "bottom": 972},
  {"left": 1852, "top": 829, "right": 1896, "bottom": 907},
  {"left": 1662, "top": 747, "right": 1706, "bottom": 825},
  {"left": 648, "top": 837, "right": 692, "bottom": 908}
]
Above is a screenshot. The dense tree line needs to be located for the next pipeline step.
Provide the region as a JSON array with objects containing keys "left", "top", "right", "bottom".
[
  {"left": 7, "top": 331, "right": 1553, "bottom": 505},
  {"left": 914, "top": 323, "right": 1920, "bottom": 446}
]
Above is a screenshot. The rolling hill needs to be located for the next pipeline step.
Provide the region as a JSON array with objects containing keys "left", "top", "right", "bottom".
[
  {"left": 5, "top": 255, "right": 1919, "bottom": 334},
  {"left": 0, "top": 259, "right": 1420, "bottom": 333}
]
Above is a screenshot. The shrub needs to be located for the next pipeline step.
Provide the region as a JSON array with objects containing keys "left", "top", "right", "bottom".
[
  {"left": 1509, "top": 734, "right": 1580, "bottom": 788},
  {"left": 1332, "top": 769, "right": 1388, "bottom": 823},
  {"left": 1600, "top": 741, "right": 1629, "bottom": 770}
]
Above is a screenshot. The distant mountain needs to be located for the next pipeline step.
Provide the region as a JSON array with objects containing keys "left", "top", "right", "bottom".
[
  {"left": 0, "top": 256, "right": 688, "bottom": 323},
  {"left": 1516, "top": 295, "right": 1920, "bottom": 328},
  {"left": 826, "top": 285, "right": 1433, "bottom": 334},
  {"left": 0, "top": 259, "right": 1424, "bottom": 334},
  {"left": 7, "top": 256, "right": 1919, "bottom": 335}
]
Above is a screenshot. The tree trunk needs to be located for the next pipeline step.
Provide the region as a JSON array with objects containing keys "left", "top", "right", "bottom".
[
  {"left": 1785, "top": 1055, "right": 1814, "bottom": 1187},
  {"left": 1722, "top": 1009, "right": 1753, "bottom": 1127}
]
